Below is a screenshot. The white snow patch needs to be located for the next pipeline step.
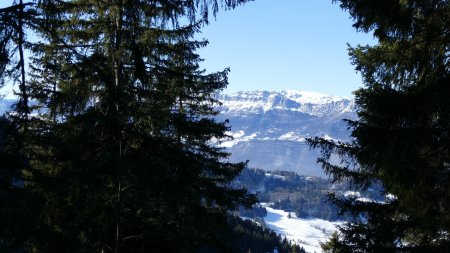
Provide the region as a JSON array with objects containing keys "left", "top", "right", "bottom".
[
  {"left": 283, "top": 90, "right": 348, "bottom": 105},
  {"left": 343, "top": 191, "right": 377, "bottom": 203},
  {"left": 386, "top": 193, "right": 397, "bottom": 201},
  {"left": 356, "top": 197, "right": 373, "bottom": 203},
  {"left": 230, "top": 130, "right": 245, "bottom": 138},
  {"left": 322, "top": 134, "right": 335, "bottom": 141},
  {"left": 278, "top": 132, "right": 306, "bottom": 142},
  {"left": 343, "top": 191, "right": 361, "bottom": 198},
  {"left": 219, "top": 140, "right": 239, "bottom": 148},
  {"left": 261, "top": 204, "right": 342, "bottom": 253},
  {"left": 243, "top": 133, "right": 257, "bottom": 141},
  {"left": 279, "top": 132, "right": 296, "bottom": 140},
  {"left": 341, "top": 101, "right": 355, "bottom": 113},
  {"left": 265, "top": 173, "right": 286, "bottom": 180},
  {"left": 218, "top": 132, "right": 257, "bottom": 148}
]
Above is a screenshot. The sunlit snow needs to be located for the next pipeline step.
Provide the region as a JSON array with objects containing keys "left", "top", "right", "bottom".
[
  {"left": 261, "top": 205, "right": 343, "bottom": 253},
  {"left": 264, "top": 173, "right": 286, "bottom": 180},
  {"left": 218, "top": 90, "right": 352, "bottom": 116},
  {"left": 343, "top": 191, "right": 361, "bottom": 198},
  {"left": 283, "top": 90, "right": 348, "bottom": 104},
  {"left": 219, "top": 131, "right": 258, "bottom": 148},
  {"left": 278, "top": 132, "right": 306, "bottom": 142}
]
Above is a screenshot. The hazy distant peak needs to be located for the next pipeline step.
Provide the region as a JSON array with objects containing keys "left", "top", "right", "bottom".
[
  {"left": 217, "top": 90, "right": 354, "bottom": 117},
  {"left": 215, "top": 89, "right": 356, "bottom": 177},
  {"left": 282, "top": 90, "right": 349, "bottom": 104},
  {"left": 221, "top": 90, "right": 350, "bottom": 103}
]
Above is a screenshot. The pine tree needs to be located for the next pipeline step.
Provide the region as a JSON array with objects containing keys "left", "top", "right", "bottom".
[
  {"left": 309, "top": 0, "right": 450, "bottom": 252},
  {"left": 2, "top": 0, "right": 255, "bottom": 252},
  {"left": 0, "top": 2, "right": 41, "bottom": 252}
]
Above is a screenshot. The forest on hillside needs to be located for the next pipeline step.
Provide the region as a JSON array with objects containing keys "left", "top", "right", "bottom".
[{"left": 235, "top": 168, "right": 384, "bottom": 221}]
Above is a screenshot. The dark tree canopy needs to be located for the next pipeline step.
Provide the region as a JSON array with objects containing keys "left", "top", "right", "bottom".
[
  {"left": 310, "top": 0, "right": 450, "bottom": 252},
  {"left": 0, "top": 0, "right": 258, "bottom": 252}
]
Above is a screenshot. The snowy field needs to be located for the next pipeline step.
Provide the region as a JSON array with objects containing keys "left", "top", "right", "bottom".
[{"left": 261, "top": 205, "right": 343, "bottom": 253}]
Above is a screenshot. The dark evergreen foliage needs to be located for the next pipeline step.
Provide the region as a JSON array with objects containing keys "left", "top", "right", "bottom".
[
  {"left": 238, "top": 203, "right": 268, "bottom": 219},
  {"left": 234, "top": 168, "right": 382, "bottom": 221},
  {"left": 220, "top": 215, "right": 306, "bottom": 253},
  {"left": 0, "top": 0, "right": 260, "bottom": 252},
  {"left": 310, "top": 0, "right": 450, "bottom": 252}
]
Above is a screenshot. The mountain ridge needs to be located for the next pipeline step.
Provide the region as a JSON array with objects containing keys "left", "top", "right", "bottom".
[
  {"left": 217, "top": 90, "right": 354, "bottom": 117},
  {"left": 216, "top": 90, "right": 356, "bottom": 177}
]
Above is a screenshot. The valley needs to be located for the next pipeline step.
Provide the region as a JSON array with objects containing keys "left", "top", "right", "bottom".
[{"left": 234, "top": 168, "right": 385, "bottom": 253}]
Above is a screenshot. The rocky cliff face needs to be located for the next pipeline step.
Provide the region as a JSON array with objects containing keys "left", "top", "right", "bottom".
[{"left": 216, "top": 90, "right": 356, "bottom": 177}]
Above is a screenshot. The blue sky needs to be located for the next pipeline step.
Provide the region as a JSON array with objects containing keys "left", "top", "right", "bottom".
[
  {"left": 196, "top": 0, "right": 376, "bottom": 97},
  {"left": 1, "top": 0, "right": 375, "bottom": 98}
]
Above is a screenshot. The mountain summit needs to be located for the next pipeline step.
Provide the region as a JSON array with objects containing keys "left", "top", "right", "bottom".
[
  {"left": 218, "top": 90, "right": 354, "bottom": 116},
  {"left": 216, "top": 90, "right": 356, "bottom": 177}
]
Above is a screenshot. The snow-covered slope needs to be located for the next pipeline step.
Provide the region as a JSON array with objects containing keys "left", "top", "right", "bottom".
[
  {"left": 216, "top": 90, "right": 356, "bottom": 177},
  {"left": 262, "top": 205, "right": 342, "bottom": 253}
]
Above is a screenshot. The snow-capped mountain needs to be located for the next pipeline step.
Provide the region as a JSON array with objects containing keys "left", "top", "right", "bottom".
[
  {"left": 216, "top": 90, "right": 356, "bottom": 177},
  {"left": 218, "top": 90, "right": 353, "bottom": 116}
]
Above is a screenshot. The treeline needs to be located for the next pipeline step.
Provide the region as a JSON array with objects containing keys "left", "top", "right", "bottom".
[
  {"left": 235, "top": 168, "right": 383, "bottom": 221},
  {"left": 219, "top": 216, "right": 305, "bottom": 253},
  {"left": 238, "top": 204, "right": 268, "bottom": 219}
]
